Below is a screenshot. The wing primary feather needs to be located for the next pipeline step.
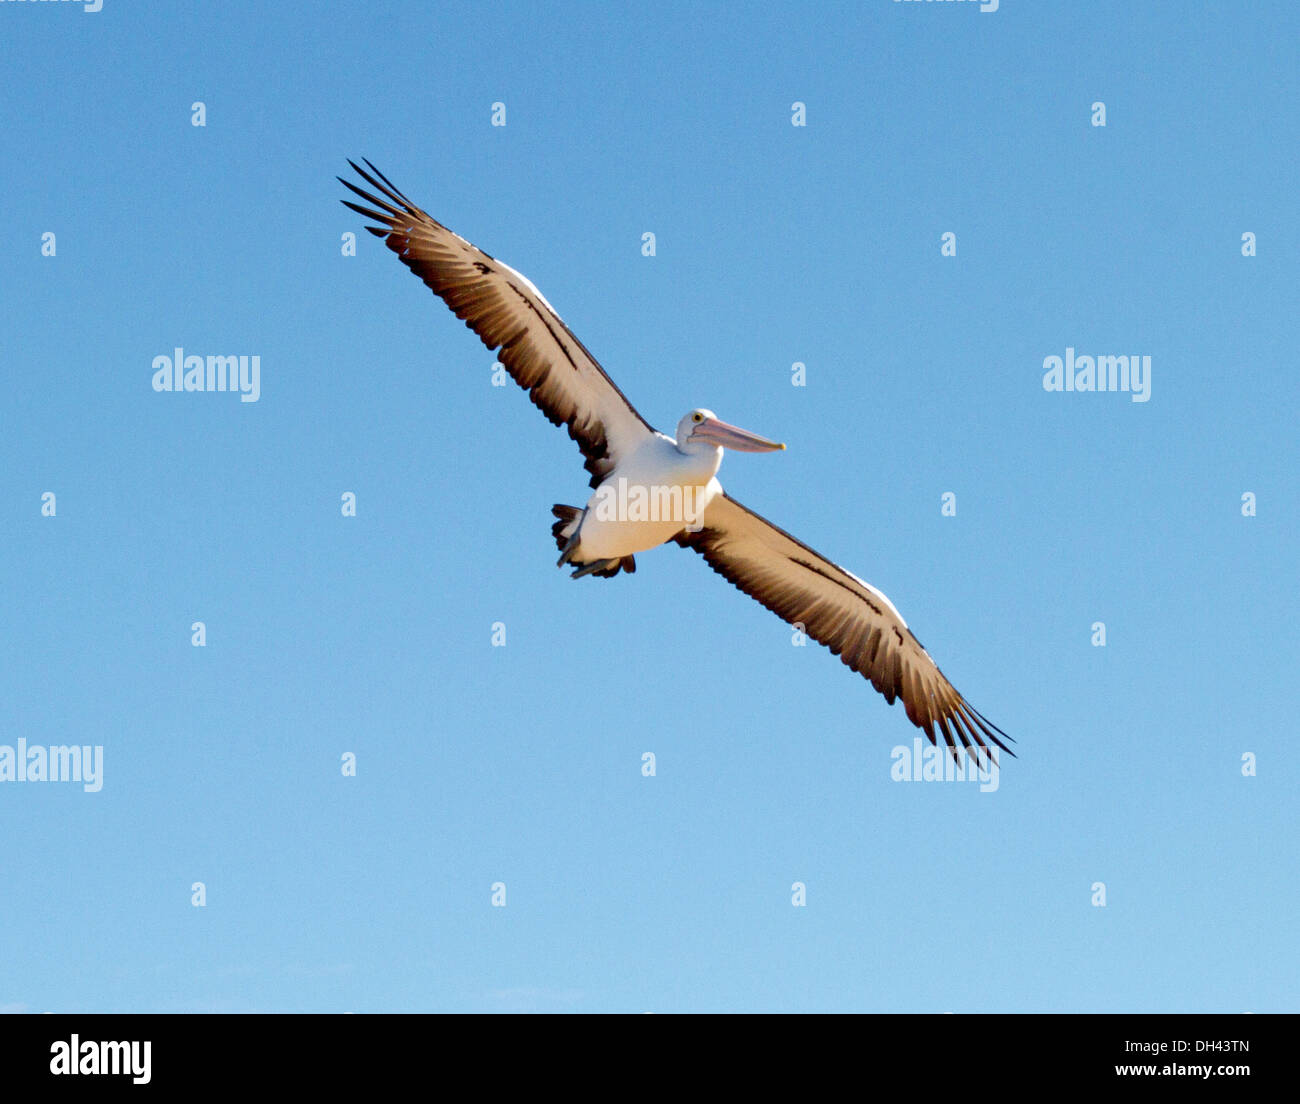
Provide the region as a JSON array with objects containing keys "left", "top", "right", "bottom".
[
  {"left": 959, "top": 700, "right": 1016, "bottom": 756},
  {"left": 341, "top": 198, "right": 398, "bottom": 224},
  {"left": 362, "top": 158, "right": 419, "bottom": 207},
  {"left": 338, "top": 177, "right": 406, "bottom": 219},
  {"left": 347, "top": 159, "right": 416, "bottom": 211}
]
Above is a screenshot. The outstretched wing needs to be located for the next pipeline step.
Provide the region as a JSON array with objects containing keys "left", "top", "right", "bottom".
[
  {"left": 340, "top": 159, "right": 657, "bottom": 487},
  {"left": 678, "top": 494, "right": 1013, "bottom": 762}
]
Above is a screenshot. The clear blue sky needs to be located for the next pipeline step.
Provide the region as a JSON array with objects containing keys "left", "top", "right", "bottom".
[{"left": 1, "top": 1, "right": 1296, "bottom": 1013}]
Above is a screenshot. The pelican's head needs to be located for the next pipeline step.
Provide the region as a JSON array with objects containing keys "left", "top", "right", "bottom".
[{"left": 675, "top": 409, "right": 786, "bottom": 455}]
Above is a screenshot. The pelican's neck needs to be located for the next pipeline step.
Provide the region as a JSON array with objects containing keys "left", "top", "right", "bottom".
[{"left": 674, "top": 438, "right": 724, "bottom": 481}]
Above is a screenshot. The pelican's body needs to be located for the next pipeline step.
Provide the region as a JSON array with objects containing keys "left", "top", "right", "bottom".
[
  {"left": 340, "top": 160, "right": 1014, "bottom": 764},
  {"left": 567, "top": 435, "right": 721, "bottom": 563},
  {"left": 557, "top": 411, "right": 782, "bottom": 576}
]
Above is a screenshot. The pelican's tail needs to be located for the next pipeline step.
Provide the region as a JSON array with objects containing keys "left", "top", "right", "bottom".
[
  {"left": 551, "top": 505, "right": 583, "bottom": 554},
  {"left": 551, "top": 505, "right": 636, "bottom": 579}
]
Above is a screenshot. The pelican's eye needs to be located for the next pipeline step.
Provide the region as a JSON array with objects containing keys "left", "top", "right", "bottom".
[{"left": 692, "top": 412, "right": 704, "bottom": 423}]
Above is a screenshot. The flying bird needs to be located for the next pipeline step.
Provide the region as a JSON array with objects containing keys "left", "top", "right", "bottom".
[{"left": 340, "top": 160, "right": 1012, "bottom": 764}]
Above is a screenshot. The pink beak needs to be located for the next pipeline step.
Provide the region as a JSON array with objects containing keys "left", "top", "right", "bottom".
[{"left": 694, "top": 417, "right": 786, "bottom": 452}]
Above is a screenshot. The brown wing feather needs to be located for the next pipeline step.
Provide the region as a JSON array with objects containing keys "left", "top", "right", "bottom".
[
  {"left": 678, "top": 494, "right": 1013, "bottom": 763},
  {"left": 340, "top": 159, "right": 655, "bottom": 487}
]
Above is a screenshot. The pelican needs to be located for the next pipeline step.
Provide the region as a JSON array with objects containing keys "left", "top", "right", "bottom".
[{"left": 340, "top": 160, "right": 1013, "bottom": 764}]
